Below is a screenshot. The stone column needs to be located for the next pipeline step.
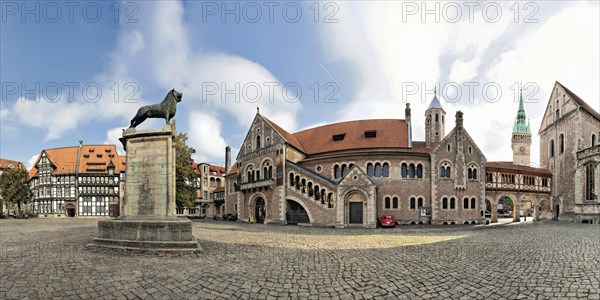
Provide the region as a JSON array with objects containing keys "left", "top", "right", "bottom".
[{"left": 91, "top": 124, "right": 200, "bottom": 251}]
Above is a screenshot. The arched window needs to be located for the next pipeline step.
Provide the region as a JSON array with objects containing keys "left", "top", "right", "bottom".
[
  {"left": 435, "top": 113, "right": 439, "bottom": 122},
  {"left": 327, "top": 193, "right": 334, "bottom": 208},
  {"left": 417, "top": 197, "right": 423, "bottom": 209},
  {"left": 401, "top": 163, "right": 408, "bottom": 178},
  {"left": 308, "top": 182, "right": 313, "bottom": 196},
  {"left": 334, "top": 165, "right": 341, "bottom": 179},
  {"left": 301, "top": 179, "right": 306, "bottom": 193},
  {"left": 392, "top": 197, "right": 398, "bottom": 209},
  {"left": 268, "top": 166, "right": 273, "bottom": 179},
  {"left": 440, "top": 163, "right": 451, "bottom": 178},
  {"left": 471, "top": 198, "right": 476, "bottom": 209},
  {"left": 593, "top": 134, "right": 597, "bottom": 146},
  {"left": 256, "top": 135, "right": 261, "bottom": 149},
  {"left": 314, "top": 185, "right": 320, "bottom": 200},
  {"left": 263, "top": 167, "right": 268, "bottom": 179},
  {"left": 374, "top": 163, "right": 382, "bottom": 177},
  {"left": 442, "top": 197, "right": 448, "bottom": 209},
  {"left": 468, "top": 165, "right": 478, "bottom": 180},
  {"left": 416, "top": 164, "right": 423, "bottom": 178},
  {"left": 463, "top": 197, "right": 469, "bottom": 209},
  {"left": 367, "top": 163, "right": 374, "bottom": 177},
  {"left": 408, "top": 164, "right": 415, "bottom": 178},
  {"left": 382, "top": 163, "right": 389, "bottom": 177},
  {"left": 341, "top": 164, "right": 348, "bottom": 177},
  {"left": 410, "top": 197, "right": 416, "bottom": 209},
  {"left": 289, "top": 173, "right": 294, "bottom": 186},
  {"left": 385, "top": 197, "right": 391, "bottom": 209},
  {"left": 321, "top": 189, "right": 326, "bottom": 204},
  {"left": 559, "top": 134, "right": 564, "bottom": 154},
  {"left": 586, "top": 164, "right": 595, "bottom": 200},
  {"left": 450, "top": 197, "right": 456, "bottom": 209},
  {"left": 295, "top": 175, "right": 300, "bottom": 189},
  {"left": 549, "top": 139, "right": 554, "bottom": 157},
  {"left": 447, "top": 144, "right": 451, "bottom": 152}
]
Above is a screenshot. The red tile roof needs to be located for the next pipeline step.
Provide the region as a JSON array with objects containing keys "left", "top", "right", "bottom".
[
  {"left": 29, "top": 145, "right": 125, "bottom": 178},
  {"left": 486, "top": 161, "right": 552, "bottom": 175},
  {"left": 227, "top": 163, "right": 239, "bottom": 176},
  {"left": 291, "top": 119, "right": 409, "bottom": 155},
  {"left": 262, "top": 116, "right": 306, "bottom": 152},
  {"left": 557, "top": 81, "right": 600, "bottom": 120},
  {"left": 0, "top": 158, "right": 26, "bottom": 171},
  {"left": 79, "top": 145, "right": 125, "bottom": 174}
]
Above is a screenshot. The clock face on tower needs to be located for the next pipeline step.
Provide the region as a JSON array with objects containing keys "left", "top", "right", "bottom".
[{"left": 520, "top": 146, "right": 525, "bottom": 153}]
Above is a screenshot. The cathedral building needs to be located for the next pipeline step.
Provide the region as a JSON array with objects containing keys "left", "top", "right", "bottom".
[
  {"left": 539, "top": 81, "right": 600, "bottom": 223},
  {"left": 225, "top": 94, "right": 487, "bottom": 228}
]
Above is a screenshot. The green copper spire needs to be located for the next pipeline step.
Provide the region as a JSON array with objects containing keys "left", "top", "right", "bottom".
[{"left": 513, "top": 88, "right": 530, "bottom": 133}]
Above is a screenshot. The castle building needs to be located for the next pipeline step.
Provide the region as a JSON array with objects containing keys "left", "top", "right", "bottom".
[
  {"left": 225, "top": 97, "right": 487, "bottom": 228},
  {"left": 28, "top": 143, "right": 126, "bottom": 217},
  {"left": 539, "top": 81, "right": 600, "bottom": 223}
]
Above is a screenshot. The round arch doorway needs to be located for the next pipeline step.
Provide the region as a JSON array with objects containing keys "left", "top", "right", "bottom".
[
  {"left": 498, "top": 196, "right": 514, "bottom": 218},
  {"left": 286, "top": 200, "right": 310, "bottom": 225},
  {"left": 66, "top": 204, "right": 76, "bottom": 217},
  {"left": 254, "top": 198, "right": 266, "bottom": 224}
]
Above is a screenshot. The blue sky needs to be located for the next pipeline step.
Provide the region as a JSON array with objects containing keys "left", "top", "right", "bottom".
[{"left": 1, "top": 1, "right": 599, "bottom": 169}]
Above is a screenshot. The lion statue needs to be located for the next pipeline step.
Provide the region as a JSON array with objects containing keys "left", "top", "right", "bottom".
[{"left": 129, "top": 89, "right": 183, "bottom": 128}]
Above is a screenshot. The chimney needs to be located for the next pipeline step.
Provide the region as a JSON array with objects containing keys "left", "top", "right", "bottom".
[
  {"left": 225, "top": 146, "right": 231, "bottom": 174},
  {"left": 405, "top": 103, "right": 412, "bottom": 148}
]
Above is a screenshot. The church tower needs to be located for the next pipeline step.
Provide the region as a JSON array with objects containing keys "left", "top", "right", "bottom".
[
  {"left": 512, "top": 89, "right": 531, "bottom": 166},
  {"left": 425, "top": 90, "right": 446, "bottom": 147}
]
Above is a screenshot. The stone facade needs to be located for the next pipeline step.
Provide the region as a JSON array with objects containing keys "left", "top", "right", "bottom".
[
  {"left": 225, "top": 99, "right": 487, "bottom": 228},
  {"left": 539, "top": 81, "right": 600, "bottom": 222}
]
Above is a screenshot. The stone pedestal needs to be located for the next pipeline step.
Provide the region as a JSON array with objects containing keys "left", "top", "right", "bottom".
[{"left": 90, "top": 124, "right": 200, "bottom": 251}]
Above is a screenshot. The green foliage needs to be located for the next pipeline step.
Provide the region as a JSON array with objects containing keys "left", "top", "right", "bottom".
[
  {"left": 174, "top": 133, "right": 197, "bottom": 208},
  {"left": 0, "top": 168, "right": 32, "bottom": 215}
]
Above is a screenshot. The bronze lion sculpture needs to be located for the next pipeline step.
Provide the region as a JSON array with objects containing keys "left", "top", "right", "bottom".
[{"left": 129, "top": 89, "right": 182, "bottom": 128}]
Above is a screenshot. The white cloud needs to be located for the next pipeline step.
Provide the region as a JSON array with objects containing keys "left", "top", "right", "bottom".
[
  {"left": 104, "top": 127, "right": 127, "bottom": 155},
  {"left": 316, "top": 1, "right": 599, "bottom": 166},
  {"left": 188, "top": 111, "right": 228, "bottom": 165},
  {"left": 27, "top": 154, "right": 39, "bottom": 170}
]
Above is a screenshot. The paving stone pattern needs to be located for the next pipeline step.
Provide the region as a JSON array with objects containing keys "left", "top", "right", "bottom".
[{"left": 0, "top": 219, "right": 599, "bottom": 299}]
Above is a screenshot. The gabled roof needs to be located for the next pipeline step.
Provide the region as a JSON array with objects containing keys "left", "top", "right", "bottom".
[
  {"left": 556, "top": 81, "right": 600, "bottom": 120},
  {"left": 0, "top": 158, "right": 26, "bottom": 171},
  {"left": 292, "top": 119, "right": 409, "bottom": 155},
  {"left": 486, "top": 161, "right": 552, "bottom": 175},
  {"left": 79, "top": 145, "right": 125, "bottom": 174},
  {"left": 262, "top": 116, "right": 306, "bottom": 152},
  {"left": 29, "top": 145, "right": 125, "bottom": 178},
  {"left": 226, "top": 163, "right": 239, "bottom": 176}
]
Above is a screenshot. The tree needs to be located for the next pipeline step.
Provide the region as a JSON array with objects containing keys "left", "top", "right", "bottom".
[
  {"left": 174, "top": 133, "right": 197, "bottom": 208},
  {"left": 0, "top": 168, "right": 33, "bottom": 217}
]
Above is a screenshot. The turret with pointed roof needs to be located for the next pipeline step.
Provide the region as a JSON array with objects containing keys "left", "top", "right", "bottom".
[
  {"left": 513, "top": 89, "right": 531, "bottom": 134},
  {"left": 512, "top": 88, "right": 532, "bottom": 166},
  {"left": 425, "top": 89, "right": 446, "bottom": 147}
]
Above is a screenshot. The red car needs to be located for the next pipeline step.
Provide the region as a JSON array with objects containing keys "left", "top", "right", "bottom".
[{"left": 380, "top": 214, "right": 396, "bottom": 228}]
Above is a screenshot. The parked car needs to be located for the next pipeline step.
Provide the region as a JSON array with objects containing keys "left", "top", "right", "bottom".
[
  {"left": 223, "top": 214, "right": 238, "bottom": 221},
  {"left": 380, "top": 214, "right": 396, "bottom": 228}
]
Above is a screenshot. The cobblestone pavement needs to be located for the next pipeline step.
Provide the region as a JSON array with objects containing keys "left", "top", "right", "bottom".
[{"left": 1, "top": 218, "right": 599, "bottom": 299}]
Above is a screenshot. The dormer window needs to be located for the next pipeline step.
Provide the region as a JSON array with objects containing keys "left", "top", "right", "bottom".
[
  {"left": 364, "top": 131, "right": 376, "bottom": 138},
  {"left": 332, "top": 134, "right": 345, "bottom": 141}
]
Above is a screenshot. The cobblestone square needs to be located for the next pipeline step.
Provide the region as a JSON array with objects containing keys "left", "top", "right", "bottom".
[{"left": 1, "top": 219, "right": 599, "bottom": 299}]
